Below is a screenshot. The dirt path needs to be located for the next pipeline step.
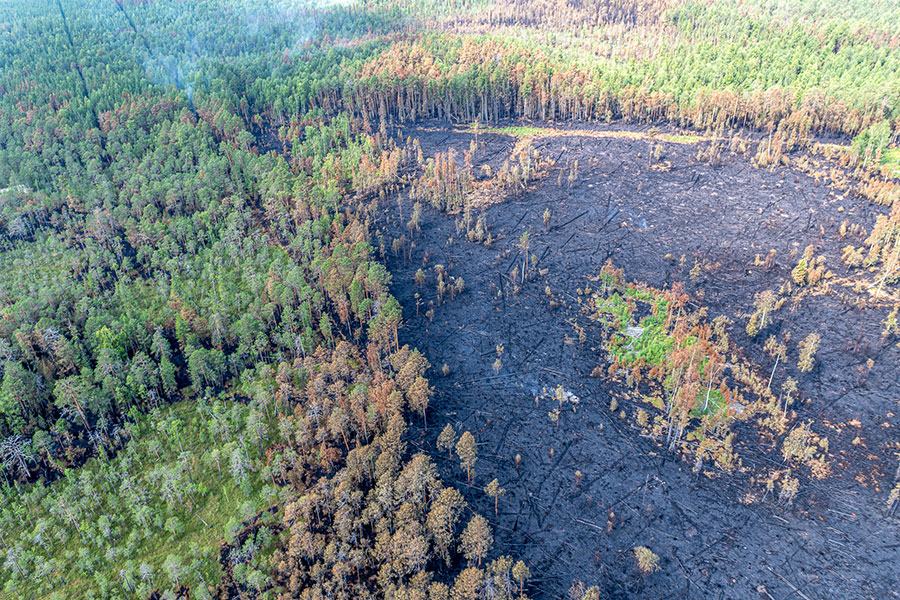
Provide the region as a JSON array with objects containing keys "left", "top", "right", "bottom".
[{"left": 379, "top": 123, "right": 900, "bottom": 599}]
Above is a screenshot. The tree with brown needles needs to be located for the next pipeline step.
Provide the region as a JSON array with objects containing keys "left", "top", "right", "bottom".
[
  {"left": 493, "top": 343, "right": 504, "bottom": 373},
  {"left": 407, "top": 375, "right": 431, "bottom": 427},
  {"left": 567, "top": 159, "right": 579, "bottom": 188},
  {"left": 798, "top": 332, "right": 821, "bottom": 373},
  {"left": 451, "top": 567, "right": 483, "bottom": 600},
  {"left": 407, "top": 201, "right": 423, "bottom": 236},
  {"left": 483, "top": 478, "right": 505, "bottom": 516},
  {"left": 437, "top": 423, "right": 456, "bottom": 458},
  {"left": 460, "top": 514, "right": 493, "bottom": 566},
  {"left": 517, "top": 231, "right": 531, "bottom": 283},
  {"left": 764, "top": 335, "right": 787, "bottom": 391},
  {"left": 633, "top": 546, "right": 660, "bottom": 574},
  {"left": 456, "top": 431, "right": 478, "bottom": 482},
  {"left": 746, "top": 289, "right": 778, "bottom": 336},
  {"left": 512, "top": 560, "right": 531, "bottom": 596},
  {"left": 426, "top": 487, "right": 465, "bottom": 565}
]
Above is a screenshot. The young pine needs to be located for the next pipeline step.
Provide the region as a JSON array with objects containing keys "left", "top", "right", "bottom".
[
  {"left": 436, "top": 423, "right": 456, "bottom": 458},
  {"left": 456, "top": 431, "right": 478, "bottom": 482},
  {"left": 483, "top": 478, "right": 505, "bottom": 516}
]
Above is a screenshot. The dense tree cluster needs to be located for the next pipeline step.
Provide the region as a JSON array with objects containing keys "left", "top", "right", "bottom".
[
  {"left": 0, "top": 399, "right": 282, "bottom": 599},
  {"left": 0, "top": 1, "right": 519, "bottom": 597},
  {"left": 250, "top": 2, "right": 900, "bottom": 140}
]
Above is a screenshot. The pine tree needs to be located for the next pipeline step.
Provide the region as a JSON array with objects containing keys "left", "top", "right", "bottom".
[
  {"left": 798, "top": 333, "right": 821, "bottom": 373},
  {"left": 483, "top": 479, "right": 505, "bottom": 516},
  {"left": 407, "top": 376, "right": 431, "bottom": 426},
  {"left": 460, "top": 515, "right": 492, "bottom": 567},
  {"left": 455, "top": 431, "right": 477, "bottom": 482},
  {"left": 436, "top": 424, "right": 456, "bottom": 458},
  {"left": 512, "top": 560, "right": 531, "bottom": 596}
]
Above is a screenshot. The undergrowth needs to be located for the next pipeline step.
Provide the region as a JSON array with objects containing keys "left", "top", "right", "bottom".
[{"left": 585, "top": 261, "right": 830, "bottom": 485}]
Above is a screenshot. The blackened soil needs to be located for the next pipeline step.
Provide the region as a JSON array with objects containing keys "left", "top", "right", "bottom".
[{"left": 379, "top": 122, "right": 900, "bottom": 599}]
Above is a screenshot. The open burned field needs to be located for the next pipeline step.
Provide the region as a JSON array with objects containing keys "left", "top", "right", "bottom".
[{"left": 378, "top": 122, "right": 900, "bottom": 599}]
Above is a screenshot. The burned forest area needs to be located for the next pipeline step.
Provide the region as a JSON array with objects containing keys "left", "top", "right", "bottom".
[
  {"left": 375, "top": 122, "right": 900, "bottom": 599},
  {"left": 4, "top": 2, "right": 900, "bottom": 600}
]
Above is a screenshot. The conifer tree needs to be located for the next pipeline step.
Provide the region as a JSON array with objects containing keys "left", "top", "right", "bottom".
[
  {"left": 456, "top": 431, "right": 478, "bottom": 482},
  {"left": 483, "top": 478, "right": 505, "bottom": 516},
  {"left": 512, "top": 560, "right": 531, "bottom": 596},
  {"left": 460, "top": 515, "right": 493, "bottom": 567},
  {"left": 437, "top": 424, "right": 456, "bottom": 458}
]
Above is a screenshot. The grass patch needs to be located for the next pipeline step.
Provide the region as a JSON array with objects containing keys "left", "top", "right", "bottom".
[
  {"left": 594, "top": 280, "right": 675, "bottom": 368},
  {"left": 477, "top": 124, "right": 548, "bottom": 138},
  {"left": 692, "top": 388, "right": 728, "bottom": 418},
  {"left": 663, "top": 133, "right": 702, "bottom": 144},
  {"left": 882, "top": 147, "right": 900, "bottom": 177},
  {"left": 471, "top": 123, "right": 704, "bottom": 145}
]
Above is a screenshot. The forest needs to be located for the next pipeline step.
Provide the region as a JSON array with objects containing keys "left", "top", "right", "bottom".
[{"left": 0, "top": 0, "right": 898, "bottom": 598}]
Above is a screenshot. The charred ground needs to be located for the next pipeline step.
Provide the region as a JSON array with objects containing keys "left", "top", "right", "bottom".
[{"left": 377, "top": 121, "right": 900, "bottom": 599}]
